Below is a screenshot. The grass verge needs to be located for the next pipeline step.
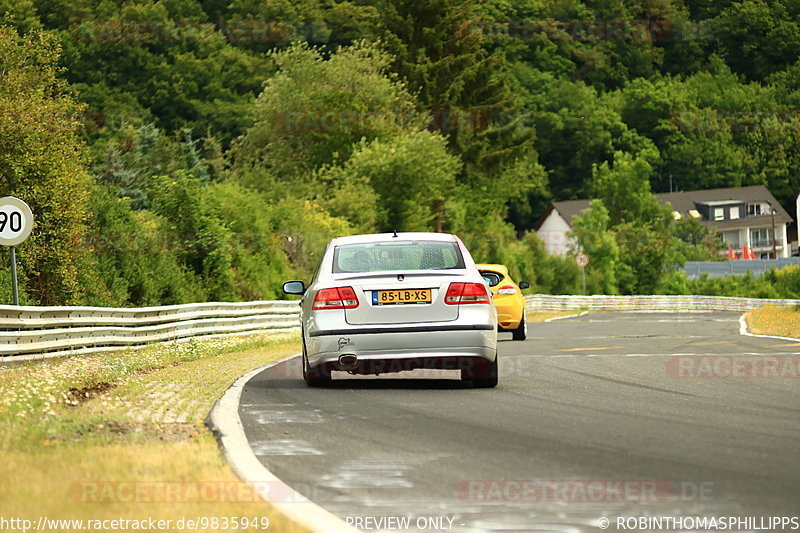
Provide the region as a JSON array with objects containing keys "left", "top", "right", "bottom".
[
  {"left": 744, "top": 305, "right": 800, "bottom": 339},
  {"left": 0, "top": 333, "right": 306, "bottom": 533}
]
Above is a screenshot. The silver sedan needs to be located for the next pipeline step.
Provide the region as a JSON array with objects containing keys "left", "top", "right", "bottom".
[{"left": 283, "top": 232, "right": 499, "bottom": 387}]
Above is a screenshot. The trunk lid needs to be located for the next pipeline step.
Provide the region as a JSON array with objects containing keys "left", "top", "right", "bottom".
[{"left": 337, "top": 271, "right": 463, "bottom": 325}]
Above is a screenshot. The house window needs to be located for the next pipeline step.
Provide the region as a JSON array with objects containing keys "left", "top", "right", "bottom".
[
  {"left": 729, "top": 207, "right": 739, "bottom": 220},
  {"left": 722, "top": 231, "right": 740, "bottom": 247},
  {"left": 748, "top": 203, "right": 763, "bottom": 216},
  {"left": 750, "top": 228, "right": 772, "bottom": 247},
  {"left": 714, "top": 208, "right": 724, "bottom": 221}
]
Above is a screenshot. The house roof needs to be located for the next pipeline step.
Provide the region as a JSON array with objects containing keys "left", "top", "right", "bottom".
[
  {"left": 542, "top": 199, "right": 592, "bottom": 227},
  {"left": 537, "top": 185, "right": 793, "bottom": 229},
  {"left": 656, "top": 186, "right": 792, "bottom": 223}
]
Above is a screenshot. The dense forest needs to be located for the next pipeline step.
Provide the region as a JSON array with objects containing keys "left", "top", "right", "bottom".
[{"left": 2, "top": 0, "right": 800, "bottom": 305}]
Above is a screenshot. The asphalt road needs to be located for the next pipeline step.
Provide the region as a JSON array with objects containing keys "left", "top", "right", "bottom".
[{"left": 239, "top": 312, "right": 800, "bottom": 532}]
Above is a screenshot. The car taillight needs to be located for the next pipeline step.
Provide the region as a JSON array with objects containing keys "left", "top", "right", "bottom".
[
  {"left": 312, "top": 286, "right": 359, "bottom": 310},
  {"left": 445, "top": 282, "right": 491, "bottom": 305},
  {"left": 497, "top": 285, "right": 517, "bottom": 295}
]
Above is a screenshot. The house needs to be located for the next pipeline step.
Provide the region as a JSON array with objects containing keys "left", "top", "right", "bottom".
[{"left": 535, "top": 185, "right": 794, "bottom": 259}]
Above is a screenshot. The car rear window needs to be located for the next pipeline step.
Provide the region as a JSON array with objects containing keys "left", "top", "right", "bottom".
[
  {"left": 333, "top": 241, "right": 465, "bottom": 273},
  {"left": 480, "top": 271, "right": 502, "bottom": 287}
]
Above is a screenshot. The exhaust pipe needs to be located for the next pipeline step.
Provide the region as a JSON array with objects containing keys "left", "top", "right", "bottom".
[{"left": 338, "top": 353, "right": 358, "bottom": 371}]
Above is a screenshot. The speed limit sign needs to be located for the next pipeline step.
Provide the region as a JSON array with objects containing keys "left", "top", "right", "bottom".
[
  {"left": 575, "top": 253, "right": 589, "bottom": 295},
  {"left": 0, "top": 197, "right": 34, "bottom": 246},
  {"left": 0, "top": 197, "right": 34, "bottom": 305}
]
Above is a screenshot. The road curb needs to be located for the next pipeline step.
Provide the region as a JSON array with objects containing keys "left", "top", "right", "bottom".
[
  {"left": 206, "top": 354, "right": 359, "bottom": 533},
  {"left": 738, "top": 313, "right": 800, "bottom": 342}
]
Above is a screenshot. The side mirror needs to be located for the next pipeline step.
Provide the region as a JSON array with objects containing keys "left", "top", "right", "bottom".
[
  {"left": 282, "top": 280, "right": 306, "bottom": 295},
  {"left": 518, "top": 281, "right": 530, "bottom": 290}
]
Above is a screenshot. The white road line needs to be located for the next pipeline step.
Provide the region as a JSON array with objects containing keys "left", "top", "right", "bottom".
[
  {"left": 207, "top": 354, "right": 358, "bottom": 533},
  {"left": 538, "top": 352, "right": 800, "bottom": 358},
  {"left": 543, "top": 311, "right": 589, "bottom": 322},
  {"left": 619, "top": 334, "right": 707, "bottom": 338},
  {"left": 250, "top": 439, "right": 324, "bottom": 456}
]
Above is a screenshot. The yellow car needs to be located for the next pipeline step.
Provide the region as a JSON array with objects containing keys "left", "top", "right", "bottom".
[{"left": 476, "top": 264, "right": 530, "bottom": 341}]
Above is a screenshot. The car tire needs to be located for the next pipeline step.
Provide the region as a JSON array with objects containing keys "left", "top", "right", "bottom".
[
  {"left": 470, "top": 354, "right": 498, "bottom": 388},
  {"left": 302, "top": 345, "right": 331, "bottom": 387},
  {"left": 512, "top": 312, "right": 527, "bottom": 341}
]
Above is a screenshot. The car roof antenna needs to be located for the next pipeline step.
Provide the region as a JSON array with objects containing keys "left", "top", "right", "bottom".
[{"left": 392, "top": 229, "right": 399, "bottom": 238}]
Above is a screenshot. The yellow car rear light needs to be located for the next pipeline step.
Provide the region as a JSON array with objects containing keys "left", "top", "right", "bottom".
[{"left": 497, "top": 285, "right": 517, "bottom": 295}]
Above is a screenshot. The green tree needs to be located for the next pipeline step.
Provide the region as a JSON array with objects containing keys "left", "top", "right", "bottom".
[
  {"left": 591, "top": 149, "right": 668, "bottom": 227},
  {"left": 316, "top": 131, "right": 461, "bottom": 233},
  {"left": 670, "top": 217, "right": 721, "bottom": 261},
  {"left": 0, "top": 0, "right": 41, "bottom": 33},
  {"left": 0, "top": 27, "right": 93, "bottom": 304},
  {"left": 231, "top": 40, "right": 426, "bottom": 197},
  {"left": 82, "top": 184, "right": 203, "bottom": 306},
  {"left": 197, "top": 181, "right": 294, "bottom": 300},
  {"left": 514, "top": 76, "right": 652, "bottom": 227},
  {"left": 590, "top": 150, "right": 689, "bottom": 294},
  {"left": 570, "top": 200, "right": 620, "bottom": 294},
  {"left": 48, "top": 0, "right": 275, "bottom": 146},
  {"left": 614, "top": 223, "right": 674, "bottom": 294},
  {"left": 712, "top": 0, "right": 800, "bottom": 81},
  {"left": 380, "top": 0, "right": 545, "bottom": 214},
  {"left": 225, "top": 0, "right": 380, "bottom": 51}
]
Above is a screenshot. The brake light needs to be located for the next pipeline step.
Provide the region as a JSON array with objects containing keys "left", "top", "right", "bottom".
[
  {"left": 312, "top": 286, "right": 359, "bottom": 310},
  {"left": 445, "top": 282, "right": 491, "bottom": 305},
  {"left": 497, "top": 285, "right": 517, "bottom": 295}
]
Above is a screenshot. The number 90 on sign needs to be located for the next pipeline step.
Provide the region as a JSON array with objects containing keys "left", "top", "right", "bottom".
[{"left": 0, "top": 197, "right": 34, "bottom": 246}]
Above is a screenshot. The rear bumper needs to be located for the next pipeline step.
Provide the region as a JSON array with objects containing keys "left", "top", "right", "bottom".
[
  {"left": 308, "top": 324, "right": 494, "bottom": 336},
  {"left": 497, "top": 316, "right": 522, "bottom": 331},
  {"left": 315, "top": 355, "right": 495, "bottom": 377},
  {"left": 305, "top": 325, "right": 497, "bottom": 374},
  {"left": 494, "top": 303, "right": 524, "bottom": 330}
]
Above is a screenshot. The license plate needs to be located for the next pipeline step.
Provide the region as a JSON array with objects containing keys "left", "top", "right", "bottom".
[{"left": 372, "top": 289, "right": 432, "bottom": 305}]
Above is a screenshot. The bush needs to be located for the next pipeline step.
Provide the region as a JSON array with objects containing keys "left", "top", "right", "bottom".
[
  {"left": 79, "top": 184, "right": 203, "bottom": 307},
  {"left": 682, "top": 266, "right": 800, "bottom": 299},
  {"left": 0, "top": 28, "right": 94, "bottom": 305}
]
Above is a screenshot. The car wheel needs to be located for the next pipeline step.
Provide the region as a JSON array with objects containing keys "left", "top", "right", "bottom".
[
  {"left": 302, "top": 345, "right": 331, "bottom": 387},
  {"left": 512, "top": 312, "right": 527, "bottom": 341},
  {"left": 470, "top": 354, "right": 498, "bottom": 388}
]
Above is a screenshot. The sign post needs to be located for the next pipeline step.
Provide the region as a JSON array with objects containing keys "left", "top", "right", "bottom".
[
  {"left": 575, "top": 253, "right": 589, "bottom": 295},
  {"left": 0, "top": 197, "right": 34, "bottom": 305}
]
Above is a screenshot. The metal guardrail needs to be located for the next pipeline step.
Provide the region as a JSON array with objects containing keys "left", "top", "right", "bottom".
[
  {"left": 525, "top": 294, "right": 800, "bottom": 312},
  {"left": 0, "top": 301, "right": 301, "bottom": 359},
  {"left": 5, "top": 294, "right": 796, "bottom": 359},
  {"left": 682, "top": 258, "right": 800, "bottom": 279}
]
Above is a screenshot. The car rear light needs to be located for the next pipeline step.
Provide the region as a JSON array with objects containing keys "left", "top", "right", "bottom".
[
  {"left": 312, "top": 286, "right": 359, "bottom": 310},
  {"left": 445, "top": 282, "right": 491, "bottom": 305},
  {"left": 497, "top": 285, "right": 517, "bottom": 295}
]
